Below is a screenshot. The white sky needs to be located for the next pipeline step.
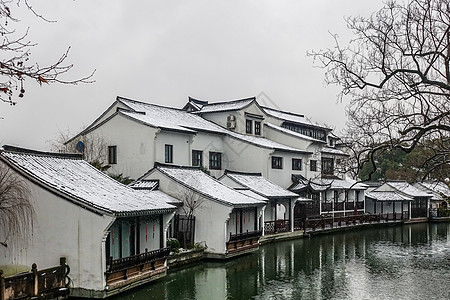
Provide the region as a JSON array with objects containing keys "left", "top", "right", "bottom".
[{"left": 0, "top": 0, "right": 384, "bottom": 150}]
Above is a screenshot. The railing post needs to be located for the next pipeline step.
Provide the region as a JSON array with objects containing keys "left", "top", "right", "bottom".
[
  {"left": 60, "top": 257, "right": 66, "bottom": 287},
  {"left": 0, "top": 270, "right": 5, "bottom": 300},
  {"left": 31, "top": 263, "right": 38, "bottom": 297}
]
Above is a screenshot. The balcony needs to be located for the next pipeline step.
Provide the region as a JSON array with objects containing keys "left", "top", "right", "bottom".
[
  {"left": 226, "top": 230, "right": 262, "bottom": 254},
  {"left": 264, "top": 219, "right": 290, "bottom": 234},
  {"left": 105, "top": 247, "right": 170, "bottom": 289}
]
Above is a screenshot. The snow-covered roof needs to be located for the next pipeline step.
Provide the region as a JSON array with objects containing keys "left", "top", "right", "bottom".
[
  {"left": 290, "top": 177, "right": 368, "bottom": 192},
  {"left": 414, "top": 182, "right": 450, "bottom": 201},
  {"left": 264, "top": 122, "right": 326, "bottom": 143},
  {"left": 235, "top": 189, "right": 269, "bottom": 202},
  {"left": 118, "top": 97, "right": 222, "bottom": 134},
  {"left": 193, "top": 97, "right": 255, "bottom": 114},
  {"left": 221, "top": 171, "right": 298, "bottom": 198},
  {"left": 0, "top": 146, "right": 176, "bottom": 216},
  {"left": 117, "top": 97, "right": 309, "bottom": 154},
  {"left": 321, "top": 147, "right": 349, "bottom": 156},
  {"left": 129, "top": 180, "right": 159, "bottom": 190},
  {"left": 262, "top": 106, "right": 330, "bottom": 130},
  {"left": 150, "top": 164, "right": 266, "bottom": 208},
  {"left": 366, "top": 191, "right": 413, "bottom": 202},
  {"left": 386, "top": 181, "right": 432, "bottom": 198}
]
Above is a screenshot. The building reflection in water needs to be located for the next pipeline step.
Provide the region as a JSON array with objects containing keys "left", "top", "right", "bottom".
[{"left": 114, "top": 223, "right": 450, "bottom": 300}]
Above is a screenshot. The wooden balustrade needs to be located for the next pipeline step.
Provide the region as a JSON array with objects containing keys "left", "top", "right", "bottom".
[
  {"left": 0, "top": 257, "right": 69, "bottom": 300},
  {"left": 105, "top": 247, "right": 170, "bottom": 287},
  {"left": 226, "top": 230, "right": 262, "bottom": 253},
  {"left": 303, "top": 212, "right": 406, "bottom": 232}
]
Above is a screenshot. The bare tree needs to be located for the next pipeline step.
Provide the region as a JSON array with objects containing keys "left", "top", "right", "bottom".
[
  {"left": 0, "top": 0, "right": 94, "bottom": 105},
  {"left": 0, "top": 162, "right": 34, "bottom": 248},
  {"left": 50, "top": 130, "right": 108, "bottom": 167},
  {"left": 310, "top": 0, "right": 450, "bottom": 181}
]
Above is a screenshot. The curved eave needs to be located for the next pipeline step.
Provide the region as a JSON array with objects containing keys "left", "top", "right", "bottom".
[
  {"left": 264, "top": 123, "right": 327, "bottom": 144},
  {"left": 115, "top": 207, "right": 176, "bottom": 217},
  {"left": 0, "top": 155, "right": 114, "bottom": 217},
  {"left": 155, "top": 167, "right": 265, "bottom": 208}
]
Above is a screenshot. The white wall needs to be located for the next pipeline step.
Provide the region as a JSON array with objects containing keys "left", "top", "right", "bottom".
[
  {"left": 154, "top": 130, "right": 191, "bottom": 166},
  {"left": 147, "top": 170, "right": 233, "bottom": 255},
  {"left": 0, "top": 165, "right": 114, "bottom": 292},
  {"left": 87, "top": 114, "right": 159, "bottom": 179}
]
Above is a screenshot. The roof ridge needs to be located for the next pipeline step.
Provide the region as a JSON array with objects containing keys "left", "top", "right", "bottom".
[
  {"left": 1, "top": 145, "right": 83, "bottom": 160},
  {"left": 154, "top": 162, "right": 202, "bottom": 170},
  {"left": 200, "top": 96, "right": 256, "bottom": 107},
  {"left": 118, "top": 96, "right": 187, "bottom": 112},
  {"left": 261, "top": 105, "right": 305, "bottom": 118},
  {"left": 225, "top": 169, "right": 262, "bottom": 176}
]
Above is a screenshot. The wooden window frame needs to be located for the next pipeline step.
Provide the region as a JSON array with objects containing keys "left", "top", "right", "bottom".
[{"left": 108, "top": 146, "right": 117, "bottom": 164}]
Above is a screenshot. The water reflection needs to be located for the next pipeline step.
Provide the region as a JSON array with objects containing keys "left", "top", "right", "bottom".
[{"left": 114, "top": 223, "right": 450, "bottom": 300}]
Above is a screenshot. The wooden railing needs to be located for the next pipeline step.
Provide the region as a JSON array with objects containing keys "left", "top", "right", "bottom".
[
  {"left": 0, "top": 257, "right": 69, "bottom": 300},
  {"left": 303, "top": 212, "right": 407, "bottom": 232},
  {"left": 264, "top": 219, "right": 290, "bottom": 234},
  {"left": 105, "top": 247, "right": 170, "bottom": 287},
  {"left": 226, "top": 230, "right": 262, "bottom": 253}
]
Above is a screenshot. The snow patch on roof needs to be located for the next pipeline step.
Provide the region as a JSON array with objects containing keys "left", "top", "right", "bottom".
[
  {"left": 118, "top": 98, "right": 307, "bottom": 153},
  {"left": 224, "top": 172, "right": 298, "bottom": 198},
  {"left": 366, "top": 191, "right": 413, "bottom": 201},
  {"left": 1, "top": 149, "right": 176, "bottom": 215},
  {"left": 414, "top": 182, "right": 450, "bottom": 200},
  {"left": 262, "top": 106, "right": 329, "bottom": 130},
  {"left": 321, "top": 147, "right": 348, "bottom": 156},
  {"left": 290, "top": 178, "right": 368, "bottom": 192},
  {"left": 387, "top": 181, "right": 432, "bottom": 198},
  {"left": 194, "top": 98, "right": 255, "bottom": 113},
  {"left": 264, "top": 123, "right": 325, "bottom": 143},
  {"left": 155, "top": 165, "right": 266, "bottom": 207}
]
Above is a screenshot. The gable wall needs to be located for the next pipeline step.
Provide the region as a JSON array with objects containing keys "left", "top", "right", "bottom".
[
  {"left": 0, "top": 161, "right": 114, "bottom": 291},
  {"left": 87, "top": 114, "right": 159, "bottom": 179},
  {"left": 144, "top": 170, "right": 233, "bottom": 255}
]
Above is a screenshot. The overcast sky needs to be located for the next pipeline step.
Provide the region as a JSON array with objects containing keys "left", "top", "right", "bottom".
[{"left": 0, "top": 0, "right": 385, "bottom": 150}]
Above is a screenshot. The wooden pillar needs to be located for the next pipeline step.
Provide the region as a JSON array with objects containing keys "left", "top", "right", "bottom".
[
  {"left": 31, "top": 263, "right": 38, "bottom": 297},
  {"left": 136, "top": 217, "right": 141, "bottom": 254},
  {"left": 289, "top": 199, "right": 293, "bottom": 232},
  {"left": 274, "top": 200, "right": 278, "bottom": 232},
  {"left": 254, "top": 207, "right": 257, "bottom": 231},
  {"left": 239, "top": 209, "right": 243, "bottom": 234},
  {"left": 159, "top": 214, "right": 164, "bottom": 248}
]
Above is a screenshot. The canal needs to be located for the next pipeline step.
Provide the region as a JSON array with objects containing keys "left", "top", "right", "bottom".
[{"left": 114, "top": 223, "right": 450, "bottom": 300}]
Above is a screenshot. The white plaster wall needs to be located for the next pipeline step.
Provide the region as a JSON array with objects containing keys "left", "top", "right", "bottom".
[
  {"left": 154, "top": 130, "right": 191, "bottom": 166},
  {"left": 0, "top": 168, "right": 114, "bottom": 292},
  {"left": 200, "top": 111, "right": 236, "bottom": 131},
  {"left": 139, "top": 219, "right": 161, "bottom": 252},
  {"left": 222, "top": 136, "right": 269, "bottom": 177},
  {"left": 191, "top": 132, "right": 225, "bottom": 178},
  {"left": 146, "top": 170, "right": 233, "bottom": 255},
  {"left": 267, "top": 151, "right": 310, "bottom": 188},
  {"left": 87, "top": 114, "right": 158, "bottom": 179}
]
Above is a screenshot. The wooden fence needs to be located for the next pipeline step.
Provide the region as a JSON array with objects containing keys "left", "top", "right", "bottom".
[
  {"left": 226, "top": 230, "right": 262, "bottom": 253},
  {"left": 105, "top": 247, "right": 170, "bottom": 287},
  {"left": 303, "top": 212, "right": 408, "bottom": 232},
  {"left": 0, "top": 257, "right": 69, "bottom": 300}
]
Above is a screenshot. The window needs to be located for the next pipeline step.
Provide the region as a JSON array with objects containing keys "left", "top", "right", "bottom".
[
  {"left": 272, "top": 156, "right": 283, "bottom": 169},
  {"left": 165, "top": 144, "right": 173, "bottom": 163},
  {"left": 108, "top": 146, "right": 117, "bottom": 164},
  {"left": 209, "top": 152, "right": 222, "bottom": 170},
  {"left": 246, "top": 119, "right": 253, "bottom": 134},
  {"left": 255, "top": 121, "right": 261, "bottom": 135},
  {"left": 310, "top": 160, "right": 317, "bottom": 171},
  {"left": 321, "top": 157, "right": 334, "bottom": 175},
  {"left": 192, "top": 150, "right": 203, "bottom": 166},
  {"left": 292, "top": 158, "right": 302, "bottom": 170}
]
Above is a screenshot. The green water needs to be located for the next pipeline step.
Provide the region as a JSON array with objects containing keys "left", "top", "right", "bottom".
[{"left": 114, "top": 223, "right": 450, "bottom": 300}]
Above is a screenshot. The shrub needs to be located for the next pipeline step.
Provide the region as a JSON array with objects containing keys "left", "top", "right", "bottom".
[{"left": 167, "top": 238, "right": 180, "bottom": 253}]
